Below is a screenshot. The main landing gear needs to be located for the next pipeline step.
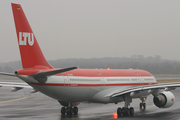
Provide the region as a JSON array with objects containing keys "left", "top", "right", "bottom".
[
  {"left": 117, "top": 94, "right": 134, "bottom": 117},
  {"left": 117, "top": 107, "right": 134, "bottom": 116},
  {"left": 140, "top": 97, "right": 146, "bottom": 110},
  {"left": 61, "top": 106, "right": 78, "bottom": 115},
  {"left": 59, "top": 101, "right": 78, "bottom": 116}
]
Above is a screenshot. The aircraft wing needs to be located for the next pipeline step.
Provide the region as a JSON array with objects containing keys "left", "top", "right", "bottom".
[
  {"left": 0, "top": 82, "right": 33, "bottom": 92},
  {"left": 155, "top": 76, "right": 180, "bottom": 80},
  {"left": 105, "top": 82, "right": 180, "bottom": 97}
]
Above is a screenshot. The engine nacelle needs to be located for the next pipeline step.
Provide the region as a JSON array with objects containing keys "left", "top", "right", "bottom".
[{"left": 153, "top": 91, "right": 175, "bottom": 108}]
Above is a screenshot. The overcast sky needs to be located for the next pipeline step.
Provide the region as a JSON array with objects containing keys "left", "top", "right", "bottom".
[{"left": 0, "top": 0, "right": 180, "bottom": 62}]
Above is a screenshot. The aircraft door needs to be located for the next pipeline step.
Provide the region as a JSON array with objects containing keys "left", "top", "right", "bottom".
[
  {"left": 136, "top": 73, "right": 144, "bottom": 85},
  {"left": 98, "top": 73, "right": 105, "bottom": 87},
  {"left": 138, "top": 77, "right": 143, "bottom": 85},
  {"left": 63, "top": 73, "right": 69, "bottom": 86}
]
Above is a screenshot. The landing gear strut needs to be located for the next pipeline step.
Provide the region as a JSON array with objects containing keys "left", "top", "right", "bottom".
[
  {"left": 117, "top": 94, "right": 134, "bottom": 117},
  {"left": 59, "top": 102, "right": 78, "bottom": 115},
  {"left": 140, "top": 97, "right": 146, "bottom": 110}
]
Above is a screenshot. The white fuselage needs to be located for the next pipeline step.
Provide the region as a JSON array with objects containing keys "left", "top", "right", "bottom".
[{"left": 18, "top": 74, "right": 156, "bottom": 103}]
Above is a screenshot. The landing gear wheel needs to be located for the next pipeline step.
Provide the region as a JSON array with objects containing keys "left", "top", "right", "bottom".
[
  {"left": 129, "top": 107, "right": 134, "bottom": 116},
  {"left": 121, "top": 107, "right": 125, "bottom": 116},
  {"left": 117, "top": 107, "right": 134, "bottom": 117},
  {"left": 61, "top": 107, "right": 66, "bottom": 115},
  {"left": 140, "top": 97, "right": 146, "bottom": 110},
  {"left": 140, "top": 103, "right": 142, "bottom": 109},
  {"left": 143, "top": 103, "right": 146, "bottom": 109},
  {"left": 140, "top": 103, "right": 146, "bottom": 110},
  {"left": 73, "top": 107, "right": 78, "bottom": 115},
  {"left": 117, "top": 107, "right": 122, "bottom": 116}
]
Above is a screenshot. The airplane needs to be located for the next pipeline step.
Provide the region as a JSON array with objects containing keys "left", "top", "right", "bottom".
[{"left": 1, "top": 3, "right": 180, "bottom": 117}]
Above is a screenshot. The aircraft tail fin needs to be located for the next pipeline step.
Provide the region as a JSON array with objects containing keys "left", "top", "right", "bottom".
[{"left": 11, "top": 3, "right": 53, "bottom": 69}]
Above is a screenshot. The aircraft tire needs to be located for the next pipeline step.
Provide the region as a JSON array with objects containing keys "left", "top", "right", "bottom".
[
  {"left": 117, "top": 107, "right": 122, "bottom": 116},
  {"left": 73, "top": 107, "right": 78, "bottom": 115},
  {"left": 129, "top": 107, "right": 134, "bottom": 116},
  {"left": 61, "top": 107, "right": 66, "bottom": 115},
  {"left": 140, "top": 103, "right": 142, "bottom": 109},
  {"left": 143, "top": 103, "right": 146, "bottom": 109}
]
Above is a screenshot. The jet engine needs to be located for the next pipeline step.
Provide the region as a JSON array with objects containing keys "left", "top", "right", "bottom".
[{"left": 153, "top": 91, "right": 175, "bottom": 108}]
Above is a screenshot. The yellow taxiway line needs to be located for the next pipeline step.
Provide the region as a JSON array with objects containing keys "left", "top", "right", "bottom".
[{"left": 0, "top": 96, "right": 31, "bottom": 104}]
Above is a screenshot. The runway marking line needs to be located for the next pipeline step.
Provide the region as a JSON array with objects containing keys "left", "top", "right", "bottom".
[{"left": 0, "top": 96, "right": 31, "bottom": 104}]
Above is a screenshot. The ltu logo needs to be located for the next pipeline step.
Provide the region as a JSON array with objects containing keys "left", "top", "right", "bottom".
[{"left": 19, "top": 32, "right": 34, "bottom": 46}]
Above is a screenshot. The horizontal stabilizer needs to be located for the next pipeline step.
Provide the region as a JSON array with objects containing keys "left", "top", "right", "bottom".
[
  {"left": 33, "top": 67, "right": 78, "bottom": 77},
  {"left": 11, "top": 86, "right": 23, "bottom": 92},
  {"left": 0, "top": 72, "right": 15, "bottom": 76},
  {"left": 0, "top": 82, "right": 32, "bottom": 88},
  {"left": 32, "top": 67, "right": 78, "bottom": 84},
  {"left": 0, "top": 82, "right": 32, "bottom": 92}
]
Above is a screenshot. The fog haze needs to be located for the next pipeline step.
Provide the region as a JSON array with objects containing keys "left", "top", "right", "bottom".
[
  {"left": 1, "top": 55, "right": 180, "bottom": 74},
  {"left": 0, "top": 1, "right": 180, "bottom": 62}
]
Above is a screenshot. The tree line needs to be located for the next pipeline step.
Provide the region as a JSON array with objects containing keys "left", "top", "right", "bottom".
[{"left": 0, "top": 55, "right": 180, "bottom": 74}]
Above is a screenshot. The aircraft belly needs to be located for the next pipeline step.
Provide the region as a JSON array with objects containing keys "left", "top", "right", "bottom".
[
  {"left": 89, "top": 86, "right": 127, "bottom": 103},
  {"left": 30, "top": 85, "right": 101, "bottom": 102}
]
